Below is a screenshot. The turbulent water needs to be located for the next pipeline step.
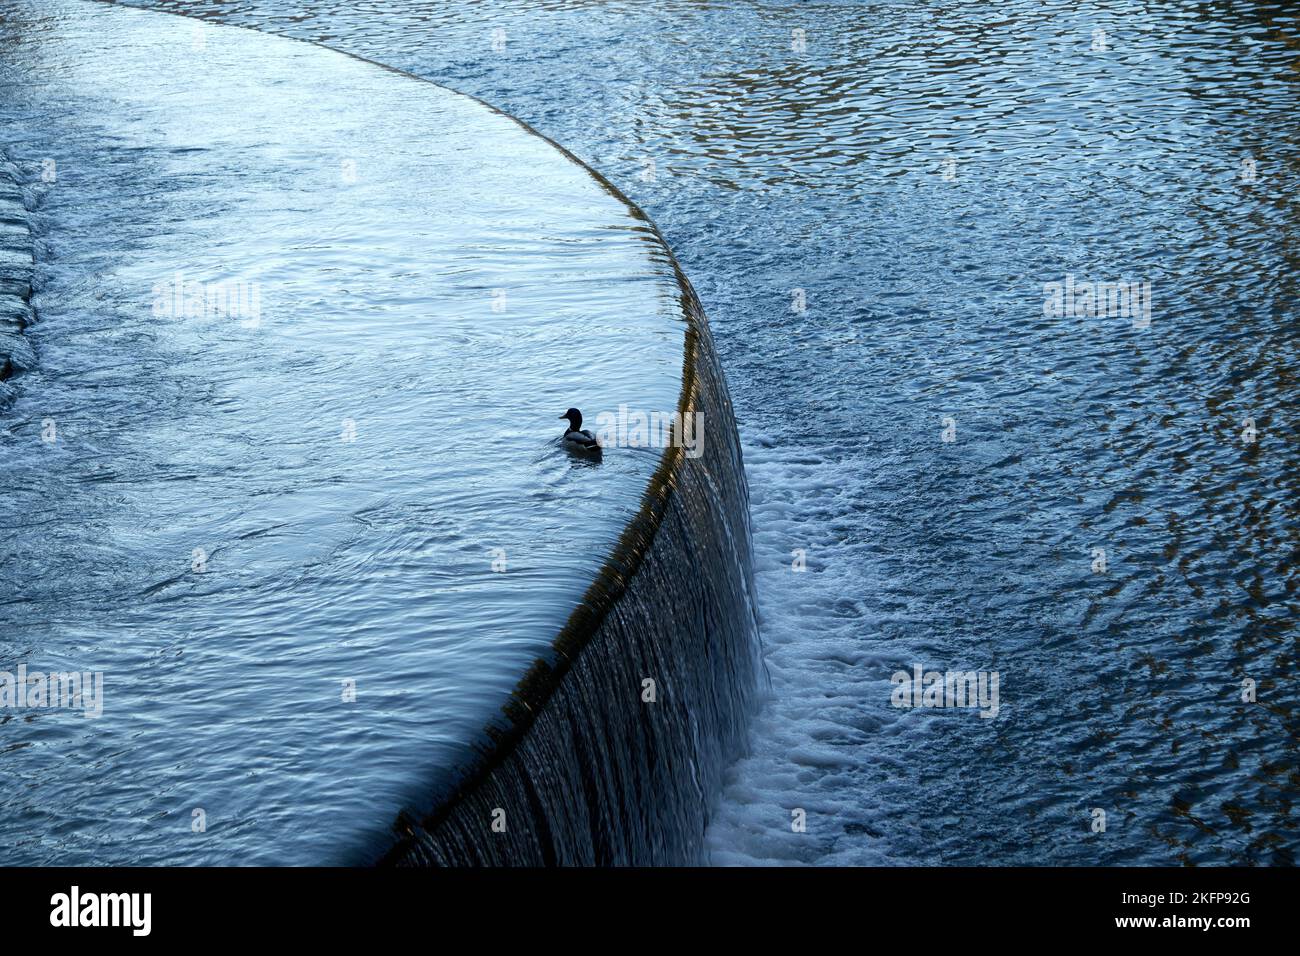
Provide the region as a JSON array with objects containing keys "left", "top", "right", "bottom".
[
  {"left": 110, "top": 0, "right": 1300, "bottom": 867},
  {"left": 0, "top": 0, "right": 689, "bottom": 864}
]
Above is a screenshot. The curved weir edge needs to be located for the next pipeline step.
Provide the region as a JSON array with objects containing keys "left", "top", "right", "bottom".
[{"left": 377, "top": 87, "right": 763, "bottom": 869}]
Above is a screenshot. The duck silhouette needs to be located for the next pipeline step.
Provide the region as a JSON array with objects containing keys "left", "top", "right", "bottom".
[{"left": 559, "top": 408, "right": 601, "bottom": 454}]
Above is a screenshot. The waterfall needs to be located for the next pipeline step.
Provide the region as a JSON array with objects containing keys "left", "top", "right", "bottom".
[{"left": 382, "top": 273, "right": 762, "bottom": 866}]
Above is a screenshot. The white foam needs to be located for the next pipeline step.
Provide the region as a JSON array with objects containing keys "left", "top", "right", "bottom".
[{"left": 705, "top": 427, "right": 916, "bottom": 865}]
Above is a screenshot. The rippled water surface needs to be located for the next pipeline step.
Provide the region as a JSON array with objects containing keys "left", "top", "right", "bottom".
[
  {"left": 6, "top": 0, "right": 1297, "bottom": 866},
  {"left": 0, "top": 0, "right": 684, "bottom": 864},
  {"left": 114, "top": 0, "right": 1300, "bottom": 866}
]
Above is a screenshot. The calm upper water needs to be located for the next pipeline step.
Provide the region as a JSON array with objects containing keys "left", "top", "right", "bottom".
[
  {"left": 10, "top": 0, "right": 1300, "bottom": 866},
  {"left": 0, "top": 0, "right": 684, "bottom": 864}
]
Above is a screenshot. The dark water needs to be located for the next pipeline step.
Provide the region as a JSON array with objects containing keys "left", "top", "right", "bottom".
[
  {"left": 9, "top": 0, "right": 1298, "bottom": 865},
  {"left": 117, "top": 0, "right": 1300, "bottom": 866},
  {"left": 0, "top": 0, "right": 689, "bottom": 864}
]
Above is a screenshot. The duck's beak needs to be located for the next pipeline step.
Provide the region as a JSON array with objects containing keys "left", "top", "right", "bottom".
[{"left": 558, "top": 413, "right": 568, "bottom": 419}]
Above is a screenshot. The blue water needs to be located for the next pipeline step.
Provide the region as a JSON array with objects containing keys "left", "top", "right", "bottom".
[
  {"left": 7, "top": 0, "right": 1299, "bottom": 866},
  {"left": 0, "top": 0, "right": 685, "bottom": 864},
  {"left": 116, "top": 0, "right": 1300, "bottom": 867}
]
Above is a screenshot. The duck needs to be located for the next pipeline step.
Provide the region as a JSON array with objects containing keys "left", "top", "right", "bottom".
[{"left": 559, "top": 408, "right": 601, "bottom": 453}]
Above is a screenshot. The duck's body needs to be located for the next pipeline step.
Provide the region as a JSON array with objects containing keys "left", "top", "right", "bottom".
[{"left": 560, "top": 408, "right": 601, "bottom": 453}]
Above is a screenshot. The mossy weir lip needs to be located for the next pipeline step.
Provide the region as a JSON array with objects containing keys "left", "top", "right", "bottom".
[{"left": 0, "top": 0, "right": 756, "bottom": 866}]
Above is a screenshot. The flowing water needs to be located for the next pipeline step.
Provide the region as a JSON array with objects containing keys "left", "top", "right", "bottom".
[
  {"left": 9, "top": 0, "right": 1300, "bottom": 866},
  {"left": 0, "top": 0, "right": 689, "bottom": 864}
]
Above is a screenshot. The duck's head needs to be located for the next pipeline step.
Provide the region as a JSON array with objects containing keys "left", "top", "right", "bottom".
[{"left": 559, "top": 408, "right": 583, "bottom": 430}]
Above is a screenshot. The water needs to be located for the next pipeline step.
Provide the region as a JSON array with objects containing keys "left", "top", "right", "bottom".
[
  {"left": 113, "top": 0, "right": 1300, "bottom": 866},
  {"left": 8, "top": 0, "right": 1298, "bottom": 866},
  {"left": 0, "top": 0, "right": 692, "bottom": 864},
  {"left": 0, "top": 150, "right": 33, "bottom": 379},
  {"left": 387, "top": 292, "right": 760, "bottom": 865}
]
